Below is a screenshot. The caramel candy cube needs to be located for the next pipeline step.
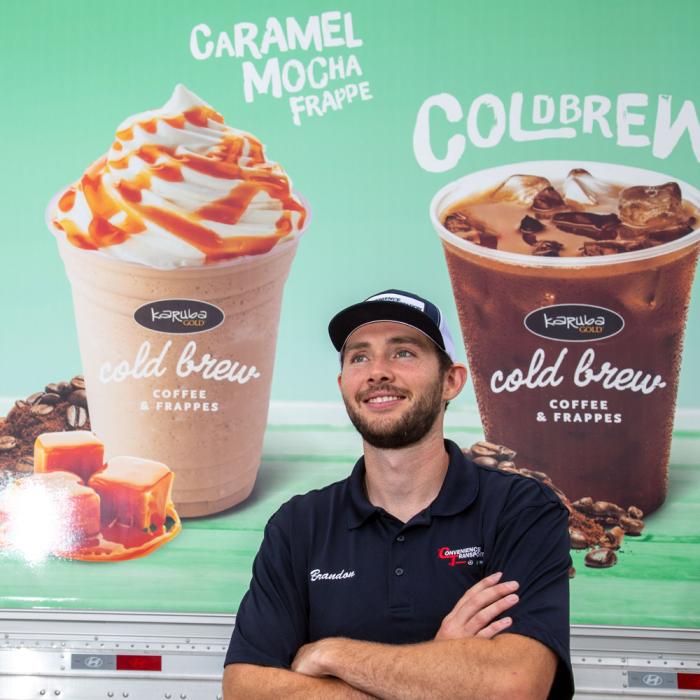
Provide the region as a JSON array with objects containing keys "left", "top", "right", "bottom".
[
  {"left": 0, "top": 471, "right": 100, "bottom": 541},
  {"left": 88, "top": 456, "right": 173, "bottom": 531},
  {"left": 34, "top": 431, "right": 105, "bottom": 482}
]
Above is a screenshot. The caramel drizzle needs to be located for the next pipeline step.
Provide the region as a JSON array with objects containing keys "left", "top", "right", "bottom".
[{"left": 55, "top": 107, "right": 305, "bottom": 261}]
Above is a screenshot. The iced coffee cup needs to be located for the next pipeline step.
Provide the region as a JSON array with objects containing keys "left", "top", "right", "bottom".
[
  {"left": 430, "top": 161, "right": 700, "bottom": 515},
  {"left": 47, "top": 85, "right": 308, "bottom": 517}
]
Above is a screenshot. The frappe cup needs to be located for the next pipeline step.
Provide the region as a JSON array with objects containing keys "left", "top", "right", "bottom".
[
  {"left": 430, "top": 161, "right": 700, "bottom": 515},
  {"left": 48, "top": 200, "right": 308, "bottom": 517}
]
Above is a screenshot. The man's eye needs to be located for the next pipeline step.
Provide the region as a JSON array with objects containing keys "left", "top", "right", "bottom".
[
  {"left": 349, "top": 354, "right": 367, "bottom": 363},
  {"left": 396, "top": 349, "right": 414, "bottom": 358}
]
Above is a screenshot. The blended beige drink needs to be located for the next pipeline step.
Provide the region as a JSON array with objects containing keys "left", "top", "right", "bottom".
[
  {"left": 431, "top": 162, "right": 700, "bottom": 515},
  {"left": 47, "top": 85, "right": 308, "bottom": 517}
]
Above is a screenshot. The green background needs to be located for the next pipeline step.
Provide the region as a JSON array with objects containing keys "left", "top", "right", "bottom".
[
  {"left": 0, "top": 0, "right": 699, "bottom": 407},
  {"left": 1, "top": 0, "right": 699, "bottom": 626}
]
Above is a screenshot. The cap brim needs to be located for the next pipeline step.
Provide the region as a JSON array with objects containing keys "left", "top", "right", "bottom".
[{"left": 328, "top": 300, "right": 446, "bottom": 354}]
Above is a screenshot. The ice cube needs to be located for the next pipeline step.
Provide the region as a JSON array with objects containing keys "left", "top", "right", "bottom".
[
  {"left": 581, "top": 240, "right": 652, "bottom": 256},
  {"left": 531, "top": 240, "right": 564, "bottom": 257},
  {"left": 532, "top": 186, "right": 565, "bottom": 212},
  {"left": 443, "top": 211, "right": 473, "bottom": 234},
  {"left": 618, "top": 182, "right": 683, "bottom": 228},
  {"left": 552, "top": 212, "right": 620, "bottom": 240},
  {"left": 563, "top": 169, "right": 617, "bottom": 206},
  {"left": 491, "top": 175, "right": 551, "bottom": 205}
]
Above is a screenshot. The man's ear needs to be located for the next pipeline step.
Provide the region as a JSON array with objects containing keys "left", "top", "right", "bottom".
[{"left": 443, "top": 363, "right": 468, "bottom": 402}]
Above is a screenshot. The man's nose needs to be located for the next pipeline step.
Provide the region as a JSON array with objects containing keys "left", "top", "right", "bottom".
[{"left": 367, "top": 357, "right": 394, "bottom": 383}]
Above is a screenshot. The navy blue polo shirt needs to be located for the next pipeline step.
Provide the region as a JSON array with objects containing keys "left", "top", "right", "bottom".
[{"left": 225, "top": 439, "right": 574, "bottom": 698}]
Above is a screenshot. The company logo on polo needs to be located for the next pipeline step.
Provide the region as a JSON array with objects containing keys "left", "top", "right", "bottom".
[
  {"left": 309, "top": 568, "right": 356, "bottom": 582},
  {"left": 438, "top": 545, "right": 484, "bottom": 567}
]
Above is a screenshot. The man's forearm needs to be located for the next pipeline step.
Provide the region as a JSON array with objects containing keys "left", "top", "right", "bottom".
[
  {"left": 302, "top": 634, "right": 556, "bottom": 700},
  {"left": 223, "top": 663, "right": 376, "bottom": 700}
]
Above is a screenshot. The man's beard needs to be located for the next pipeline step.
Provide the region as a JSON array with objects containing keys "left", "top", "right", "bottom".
[{"left": 343, "top": 379, "right": 444, "bottom": 449}]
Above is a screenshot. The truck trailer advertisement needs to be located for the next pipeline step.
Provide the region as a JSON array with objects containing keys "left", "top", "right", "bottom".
[{"left": 1, "top": 1, "right": 699, "bottom": 697}]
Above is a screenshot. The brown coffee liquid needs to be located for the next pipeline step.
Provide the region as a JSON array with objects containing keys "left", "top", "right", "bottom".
[{"left": 443, "top": 170, "right": 699, "bottom": 258}]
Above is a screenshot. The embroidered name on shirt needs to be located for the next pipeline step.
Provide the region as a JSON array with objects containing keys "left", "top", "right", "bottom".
[
  {"left": 309, "top": 568, "right": 356, "bottom": 582},
  {"left": 438, "top": 545, "right": 484, "bottom": 567}
]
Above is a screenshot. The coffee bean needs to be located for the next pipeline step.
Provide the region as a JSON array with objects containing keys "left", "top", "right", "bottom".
[
  {"left": 473, "top": 456, "right": 500, "bottom": 468},
  {"left": 592, "top": 501, "right": 626, "bottom": 520},
  {"left": 14, "top": 399, "right": 28, "bottom": 411},
  {"left": 31, "top": 403, "right": 54, "bottom": 416},
  {"left": 496, "top": 446, "right": 517, "bottom": 461},
  {"left": 568, "top": 566, "right": 576, "bottom": 579},
  {"left": 550, "top": 486, "right": 569, "bottom": 503},
  {"left": 476, "top": 441, "right": 502, "bottom": 453},
  {"left": 584, "top": 548, "right": 617, "bottom": 569},
  {"left": 56, "top": 381, "right": 73, "bottom": 397},
  {"left": 26, "top": 391, "right": 44, "bottom": 405},
  {"left": 66, "top": 405, "right": 88, "bottom": 429},
  {"left": 498, "top": 461, "right": 516, "bottom": 469},
  {"left": 45, "top": 383, "right": 61, "bottom": 395},
  {"left": 619, "top": 516, "right": 644, "bottom": 536},
  {"left": 569, "top": 528, "right": 588, "bottom": 550},
  {"left": 38, "top": 392, "right": 63, "bottom": 406},
  {"left": 520, "top": 468, "right": 550, "bottom": 483},
  {"left": 601, "top": 526, "right": 625, "bottom": 550},
  {"left": 471, "top": 444, "right": 498, "bottom": 458},
  {"left": 627, "top": 506, "right": 643, "bottom": 520},
  {"left": 71, "top": 375, "right": 86, "bottom": 391},
  {"left": 0, "top": 435, "right": 18, "bottom": 451},
  {"left": 572, "top": 497, "right": 594, "bottom": 511},
  {"left": 16, "top": 455, "right": 34, "bottom": 473},
  {"left": 68, "top": 389, "right": 88, "bottom": 408}
]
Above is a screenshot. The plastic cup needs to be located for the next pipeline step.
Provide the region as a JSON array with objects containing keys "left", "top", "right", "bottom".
[
  {"left": 48, "top": 197, "right": 309, "bottom": 517},
  {"left": 431, "top": 161, "right": 700, "bottom": 514}
]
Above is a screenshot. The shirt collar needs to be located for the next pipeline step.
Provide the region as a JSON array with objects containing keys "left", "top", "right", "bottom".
[{"left": 345, "top": 439, "right": 479, "bottom": 529}]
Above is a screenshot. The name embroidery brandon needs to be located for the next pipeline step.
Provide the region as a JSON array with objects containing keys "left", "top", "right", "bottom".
[
  {"left": 309, "top": 568, "right": 356, "bottom": 582},
  {"left": 438, "top": 545, "right": 484, "bottom": 567}
]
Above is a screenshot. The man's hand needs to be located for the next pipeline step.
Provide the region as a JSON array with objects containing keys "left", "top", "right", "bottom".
[
  {"left": 292, "top": 638, "right": 333, "bottom": 677},
  {"left": 435, "top": 571, "right": 519, "bottom": 640}
]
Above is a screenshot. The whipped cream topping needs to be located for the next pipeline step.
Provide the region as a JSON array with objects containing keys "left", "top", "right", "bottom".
[{"left": 50, "top": 85, "right": 306, "bottom": 268}]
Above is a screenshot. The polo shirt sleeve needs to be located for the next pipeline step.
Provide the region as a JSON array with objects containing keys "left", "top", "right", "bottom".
[
  {"left": 487, "top": 488, "right": 574, "bottom": 699},
  {"left": 224, "top": 514, "right": 309, "bottom": 669}
]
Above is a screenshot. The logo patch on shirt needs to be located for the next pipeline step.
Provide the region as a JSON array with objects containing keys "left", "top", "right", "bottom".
[
  {"left": 438, "top": 545, "right": 484, "bottom": 567},
  {"left": 309, "top": 568, "right": 356, "bottom": 582}
]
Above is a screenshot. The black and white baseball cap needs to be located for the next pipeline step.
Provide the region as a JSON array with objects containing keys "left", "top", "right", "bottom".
[{"left": 328, "top": 289, "right": 458, "bottom": 363}]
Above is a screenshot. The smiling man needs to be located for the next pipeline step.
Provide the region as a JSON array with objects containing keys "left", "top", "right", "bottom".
[{"left": 223, "top": 290, "right": 574, "bottom": 699}]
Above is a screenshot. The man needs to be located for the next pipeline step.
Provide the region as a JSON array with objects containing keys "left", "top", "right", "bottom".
[{"left": 224, "top": 289, "right": 574, "bottom": 699}]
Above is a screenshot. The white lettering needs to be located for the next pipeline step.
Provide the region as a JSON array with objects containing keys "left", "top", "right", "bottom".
[
  {"left": 286, "top": 15, "right": 323, "bottom": 51},
  {"left": 582, "top": 95, "right": 613, "bottom": 138},
  {"left": 413, "top": 93, "right": 465, "bottom": 173},
  {"left": 242, "top": 58, "right": 282, "bottom": 102},
  {"left": 468, "top": 93, "right": 506, "bottom": 148},
  {"left": 510, "top": 92, "right": 575, "bottom": 141},
  {"left": 574, "top": 348, "right": 666, "bottom": 394},
  {"left": 190, "top": 23, "right": 213, "bottom": 60},
  {"left": 653, "top": 95, "right": 700, "bottom": 161},
  {"left": 617, "top": 93, "right": 651, "bottom": 148}
]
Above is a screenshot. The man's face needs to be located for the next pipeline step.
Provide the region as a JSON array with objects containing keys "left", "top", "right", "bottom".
[{"left": 338, "top": 321, "right": 449, "bottom": 449}]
